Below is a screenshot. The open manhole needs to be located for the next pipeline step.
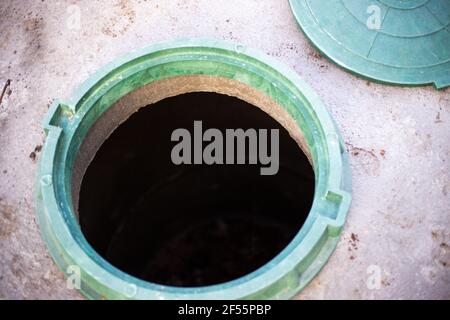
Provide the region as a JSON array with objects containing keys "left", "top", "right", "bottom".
[{"left": 36, "top": 40, "right": 351, "bottom": 299}]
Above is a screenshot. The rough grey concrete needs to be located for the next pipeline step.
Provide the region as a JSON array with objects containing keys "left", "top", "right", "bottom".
[{"left": 0, "top": 0, "right": 449, "bottom": 299}]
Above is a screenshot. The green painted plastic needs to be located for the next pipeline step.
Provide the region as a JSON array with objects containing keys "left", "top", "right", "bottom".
[
  {"left": 289, "top": 0, "right": 450, "bottom": 89},
  {"left": 36, "top": 39, "right": 351, "bottom": 300}
]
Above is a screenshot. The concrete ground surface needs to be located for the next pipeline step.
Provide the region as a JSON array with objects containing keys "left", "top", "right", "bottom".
[{"left": 0, "top": 0, "right": 449, "bottom": 299}]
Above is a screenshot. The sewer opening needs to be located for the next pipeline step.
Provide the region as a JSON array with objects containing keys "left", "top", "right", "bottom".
[{"left": 78, "top": 92, "right": 315, "bottom": 287}]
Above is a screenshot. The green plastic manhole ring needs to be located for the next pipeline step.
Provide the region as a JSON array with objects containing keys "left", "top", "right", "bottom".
[
  {"left": 36, "top": 39, "right": 351, "bottom": 300},
  {"left": 289, "top": 0, "right": 450, "bottom": 89}
]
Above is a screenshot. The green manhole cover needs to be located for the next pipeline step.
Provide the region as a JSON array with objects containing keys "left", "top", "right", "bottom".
[{"left": 289, "top": 0, "right": 450, "bottom": 89}]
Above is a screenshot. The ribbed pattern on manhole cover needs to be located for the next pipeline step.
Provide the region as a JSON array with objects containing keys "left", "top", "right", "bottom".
[{"left": 289, "top": 0, "right": 450, "bottom": 89}]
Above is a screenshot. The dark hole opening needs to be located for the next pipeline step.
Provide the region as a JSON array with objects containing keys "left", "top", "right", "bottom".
[{"left": 79, "top": 92, "right": 315, "bottom": 287}]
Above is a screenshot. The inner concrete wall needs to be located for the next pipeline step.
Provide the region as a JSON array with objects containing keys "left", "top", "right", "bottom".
[{"left": 0, "top": 0, "right": 448, "bottom": 299}]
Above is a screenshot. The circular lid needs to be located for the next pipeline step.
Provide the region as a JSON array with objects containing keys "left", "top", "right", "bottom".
[
  {"left": 289, "top": 0, "right": 450, "bottom": 89},
  {"left": 37, "top": 39, "right": 352, "bottom": 300}
]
